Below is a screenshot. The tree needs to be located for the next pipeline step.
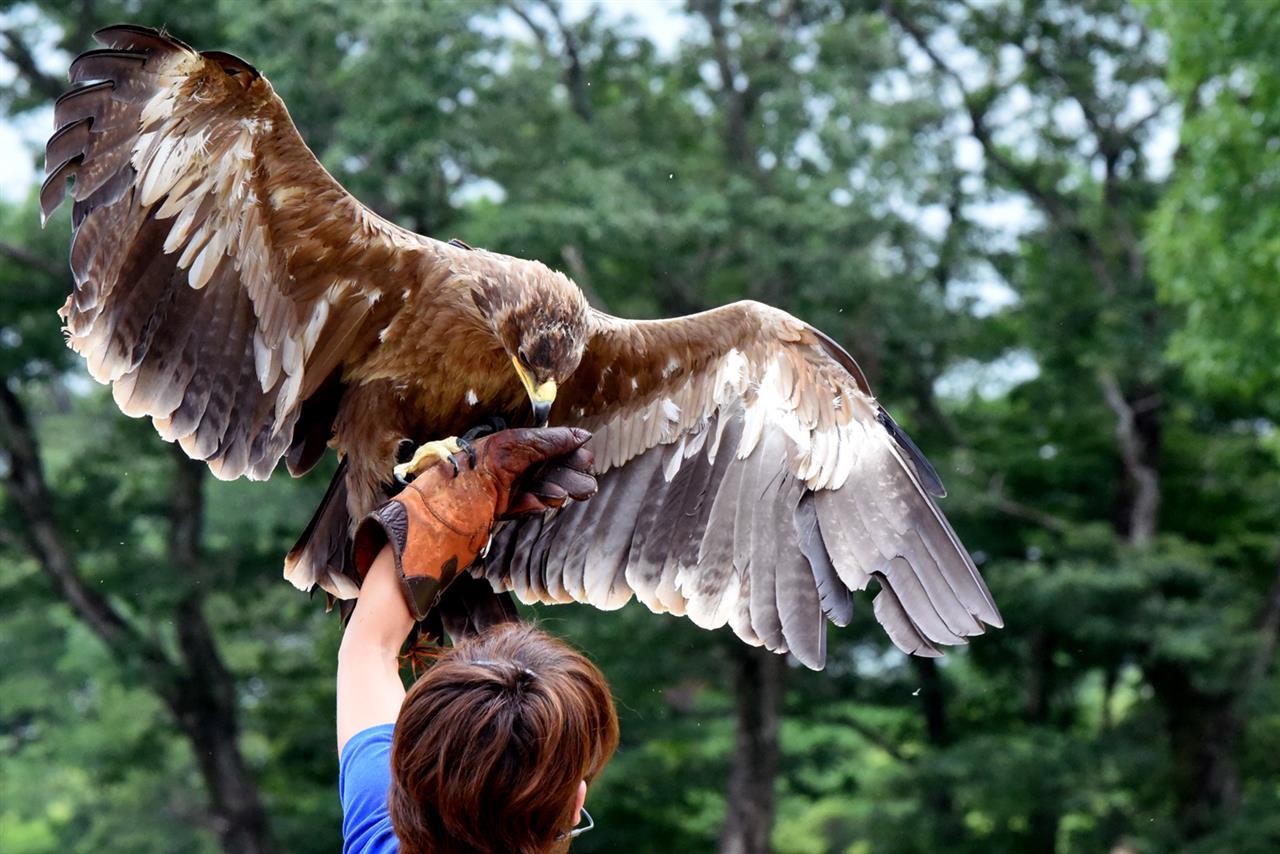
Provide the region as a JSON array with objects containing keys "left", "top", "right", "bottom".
[
  {"left": 1145, "top": 0, "right": 1280, "bottom": 411},
  {"left": 2, "top": 2, "right": 1278, "bottom": 852}
]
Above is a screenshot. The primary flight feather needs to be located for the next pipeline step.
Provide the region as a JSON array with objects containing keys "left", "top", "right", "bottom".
[{"left": 43, "top": 24, "right": 1001, "bottom": 669}]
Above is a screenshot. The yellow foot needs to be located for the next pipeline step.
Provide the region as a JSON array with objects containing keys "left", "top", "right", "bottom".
[{"left": 394, "top": 437, "right": 463, "bottom": 484}]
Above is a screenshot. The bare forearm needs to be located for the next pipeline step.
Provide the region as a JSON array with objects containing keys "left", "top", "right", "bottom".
[
  {"left": 336, "top": 547, "right": 415, "bottom": 754},
  {"left": 341, "top": 552, "right": 415, "bottom": 652}
]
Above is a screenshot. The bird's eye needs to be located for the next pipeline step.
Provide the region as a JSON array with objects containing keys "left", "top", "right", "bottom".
[{"left": 518, "top": 347, "right": 530, "bottom": 366}]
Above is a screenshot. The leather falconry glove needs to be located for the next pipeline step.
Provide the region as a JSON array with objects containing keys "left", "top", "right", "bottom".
[{"left": 352, "top": 427, "right": 597, "bottom": 621}]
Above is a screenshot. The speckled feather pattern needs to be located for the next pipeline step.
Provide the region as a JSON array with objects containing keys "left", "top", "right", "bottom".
[{"left": 43, "top": 24, "right": 1001, "bottom": 667}]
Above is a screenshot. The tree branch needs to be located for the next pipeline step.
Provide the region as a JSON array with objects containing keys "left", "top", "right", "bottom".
[
  {"left": 538, "top": 0, "right": 592, "bottom": 122},
  {"left": 506, "top": 0, "right": 551, "bottom": 49},
  {"left": 1098, "top": 372, "right": 1160, "bottom": 546},
  {"left": 0, "top": 241, "right": 65, "bottom": 279},
  {"left": 0, "top": 379, "right": 145, "bottom": 650},
  {"left": 0, "top": 29, "right": 64, "bottom": 101},
  {"left": 559, "top": 243, "right": 610, "bottom": 310},
  {"left": 1, "top": 378, "right": 274, "bottom": 852},
  {"left": 816, "top": 707, "right": 909, "bottom": 763},
  {"left": 1243, "top": 561, "right": 1280, "bottom": 689},
  {"left": 694, "top": 0, "right": 752, "bottom": 167},
  {"left": 881, "top": 4, "right": 1062, "bottom": 215},
  {"left": 506, "top": 0, "right": 593, "bottom": 122},
  {"left": 66, "top": 0, "right": 99, "bottom": 55},
  {"left": 694, "top": 0, "right": 796, "bottom": 171},
  {"left": 881, "top": 2, "right": 1119, "bottom": 294},
  {"left": 1020, "top": 43, "right": 1117, "bottom": 156},
  {"left": 985, "top": 472, "right": 1070, "bottom": 534},
  {"left": 912, "top": 172, "right": 965, "bottom": 445}
]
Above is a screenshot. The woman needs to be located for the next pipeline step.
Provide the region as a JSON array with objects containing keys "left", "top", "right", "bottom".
[{"left": 337, "top": 427, "right": 618, "bottom": 853}]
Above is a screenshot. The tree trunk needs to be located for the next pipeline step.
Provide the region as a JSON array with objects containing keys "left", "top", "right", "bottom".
[
  {"left": 172, "top": 596, "right": 275, "bottom": 854},
  {"left": 913, "top": 657, "right": 949, "bottom": 746},
  {"left": 0, "top": 380, "right": 273, "bottom": 853},
  {"left": 1098, "top": 375, "right": 1161, "bottom": 546},
  {"left": 719, "top": 643, "right": 784, "bottom": 854},
  {"left": 1148, "top": 564, "right": 1280, "bottom": 839},
  {"left": 165, "top": 448, "right": 275, "bottom": 853},
  {"left": 1145, "top": 664, "right": 1241, "bottom": 839},
  {"left": 912, "top": 658, "right": 961, "bottom": 839},
  {"left": 1024, "top": 629, "right": 1054, "bottom": 724}
]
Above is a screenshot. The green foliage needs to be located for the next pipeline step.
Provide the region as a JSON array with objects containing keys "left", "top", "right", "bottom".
[
  {"left": 2, "top": 1, "right": 1278, "bottom": 852},
  {"left": 1146, "top": 0, "right": 1280, "bottom": 407}
]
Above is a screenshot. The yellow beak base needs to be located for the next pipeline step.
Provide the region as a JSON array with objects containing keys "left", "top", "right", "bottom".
[{"left": 513, "top": 357, "right": 557, "bottom": 426}]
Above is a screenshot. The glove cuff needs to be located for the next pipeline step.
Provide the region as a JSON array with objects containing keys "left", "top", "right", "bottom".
[{"left": 352, "top": 486, "right": 489, "bottom": 621}]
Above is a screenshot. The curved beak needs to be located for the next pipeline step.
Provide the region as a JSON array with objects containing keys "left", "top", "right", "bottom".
[
  {"left": 531, "top": 397, "right": 554, "bottom": 427},
  {"left": 513, "top": 357, "right": 557, "bottom": 427}
]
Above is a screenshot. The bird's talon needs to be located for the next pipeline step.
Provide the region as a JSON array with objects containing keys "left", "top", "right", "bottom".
[
  {"left": 393, "top": 437, "right": 464, "bottom": 483},
  {"left": 460, "top": 416, "right": 507, "bottom": 444},
  {"left": 456, "top": 436, "right": 478, "bottom": 469}
]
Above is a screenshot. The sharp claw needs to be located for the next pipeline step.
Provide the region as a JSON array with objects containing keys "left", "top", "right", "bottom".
[
  {"left": 461, "top": 416, "right": 508, "bottom": 444},
  {"left": 394, "top": 437, "right": 463, "bottom": 482},
  {"left": 456, "top": 436, "right": 478, "bottom": 469}
]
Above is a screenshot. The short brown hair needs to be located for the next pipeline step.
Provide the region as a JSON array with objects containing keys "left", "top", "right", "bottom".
[{"left": 389, "top": 623, "right": 619, "bottom": 853}]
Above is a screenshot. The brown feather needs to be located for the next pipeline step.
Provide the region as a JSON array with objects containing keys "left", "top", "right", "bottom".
[
  {"left": 46, "top": 25, "right": 1001, "bottom": 666},
  {"left": 484, "top": 301, "right": 1002, "bottom": 667}
]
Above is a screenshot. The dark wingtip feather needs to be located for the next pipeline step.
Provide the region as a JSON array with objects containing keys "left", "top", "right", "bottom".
[
  {"left": 68, "top": 49, "right": 147, "bottom": 84},
  {"left": 284, "top": 457, "right": 351, "bottom": 591},
  {"left": 876, "top": 407, "right": 947, "bottom": 497},
  {"left": 808, "top": 321, "right": 948, "bottom": 497},
  {"left": 53, "top": 79, "right": 112, "bottom": 114},
  {"left": 92, "top": 24, "right": 194, "bottom": 53},
  {"left": 45, "top": 118, "right": 92, "bottom": 176},
  {"left": 808, "top": 324, "right": 873, "bottom": 395},
  {"left": 200, "top": 50, "right": 261, "bottom": 79},
  {"left": 40, "top": 156, "right": 80, "bottom": 224}
]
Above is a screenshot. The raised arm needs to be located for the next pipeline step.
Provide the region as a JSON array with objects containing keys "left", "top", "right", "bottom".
[
  {"left": 337, "top": 545, "right": 415, "bottom": 755},
  {"left": 337, "top": 426, "right": 598, "bottom": 753}
]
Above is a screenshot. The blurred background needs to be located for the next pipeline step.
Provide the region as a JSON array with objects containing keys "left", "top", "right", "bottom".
[{"left": 2, "top": 1, "right": 1278, "bottom": 851}]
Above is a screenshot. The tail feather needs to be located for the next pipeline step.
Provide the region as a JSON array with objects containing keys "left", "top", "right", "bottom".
[
  {"left": 290, "top": 460, "right": 523, "bottom": 640},
  {"left": 438, "top": 573, "right": 520, "bottom": 641},
  {"left": 284, "top": 458, "right": 358, "bottom": 598}
]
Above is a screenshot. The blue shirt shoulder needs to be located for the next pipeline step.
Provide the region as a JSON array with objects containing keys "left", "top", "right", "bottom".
[{"left": 339, "top": 723, "right": 399, "bottom": 854}]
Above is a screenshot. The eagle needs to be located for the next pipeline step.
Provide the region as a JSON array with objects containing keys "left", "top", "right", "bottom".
[{"left": 41, "top": 24, "right": 1001, "bottom": 669}]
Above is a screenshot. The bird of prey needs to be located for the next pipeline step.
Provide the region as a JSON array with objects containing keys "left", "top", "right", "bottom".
[{"left": 42, "top": 24, "right": 1001, "bottom": 669}]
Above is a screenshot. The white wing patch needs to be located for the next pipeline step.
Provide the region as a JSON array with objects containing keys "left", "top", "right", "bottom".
[
  {"left": 108, "top": 65, "right": 374, "bottom": 448},
  {"left": 586, "top": 344, "right": 872, "bottom": 491}
]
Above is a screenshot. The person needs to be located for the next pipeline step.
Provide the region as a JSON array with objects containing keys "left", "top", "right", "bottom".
[{"left": 336, "top": 427, "right": 619, "bottom": 854}]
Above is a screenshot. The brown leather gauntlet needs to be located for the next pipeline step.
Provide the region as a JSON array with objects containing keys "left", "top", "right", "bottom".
[{"left": 352, "top": 427, "right": 596, "bottom": 620}]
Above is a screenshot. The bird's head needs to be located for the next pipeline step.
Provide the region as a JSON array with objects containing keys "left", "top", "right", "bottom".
[{"left": 471, "top": 267, "right": 590, "bottom": 426}]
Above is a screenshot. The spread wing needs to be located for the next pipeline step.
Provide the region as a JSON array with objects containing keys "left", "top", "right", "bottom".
[
  {"left": 41, "top": 24, "right": 447, "bottom": 480},
  {"left": 480, "top": 302, "right": 1002, "bottom": 669}
]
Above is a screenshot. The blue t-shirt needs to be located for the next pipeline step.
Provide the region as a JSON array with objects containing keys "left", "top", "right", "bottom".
[{"left": 339, "top": 724, "right": 399, "bottom": 854}]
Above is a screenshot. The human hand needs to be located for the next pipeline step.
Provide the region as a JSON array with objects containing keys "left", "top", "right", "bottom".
[{"left": 352, "top": 427, "right": 596, "bottom": 620}]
